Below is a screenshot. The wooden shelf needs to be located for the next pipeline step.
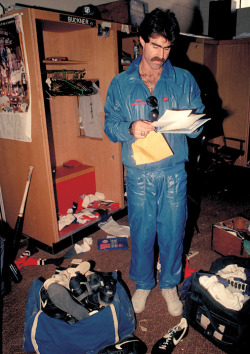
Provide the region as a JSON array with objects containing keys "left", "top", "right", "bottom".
[{"left": 43, "top": 60, "right": 88, "bottom": 65}]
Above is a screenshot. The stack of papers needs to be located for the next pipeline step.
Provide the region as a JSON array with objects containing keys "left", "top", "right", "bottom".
[{"left": 152, "top": 110, "right": 211, "bottom": 134}]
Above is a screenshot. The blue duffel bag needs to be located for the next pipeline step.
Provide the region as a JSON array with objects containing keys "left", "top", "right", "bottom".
[{"left": 23, "top": 273, "right": 136, "bottom": 354}]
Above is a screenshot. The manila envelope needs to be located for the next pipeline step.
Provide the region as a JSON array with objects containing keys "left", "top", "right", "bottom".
[{"left": 132, "top": 131, "right": 173, "bottom": 165}]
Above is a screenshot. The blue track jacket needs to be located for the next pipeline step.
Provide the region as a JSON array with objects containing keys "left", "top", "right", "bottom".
[{"left": 104, "top": 56, "right": 205, "bottom": 171}]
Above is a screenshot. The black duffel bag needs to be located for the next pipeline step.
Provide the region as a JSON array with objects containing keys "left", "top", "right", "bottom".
[{"left": 182, "top": 256, "right": 250, "bottom": 353}]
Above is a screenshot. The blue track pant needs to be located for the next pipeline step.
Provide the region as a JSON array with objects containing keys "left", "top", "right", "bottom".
[{"left": 126, "top": 164, "right": 187, "bottom": 290}]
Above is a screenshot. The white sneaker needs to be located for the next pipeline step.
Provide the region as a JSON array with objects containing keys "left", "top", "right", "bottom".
[
  {"left": 162, "top": 287, "right": 183, "bottom": 316},
  {"left": 151, "top": 318, "right": 188, "bottom": 353},
  {"left": 132, "top": 289, "right": 151, "bottom": 313}
]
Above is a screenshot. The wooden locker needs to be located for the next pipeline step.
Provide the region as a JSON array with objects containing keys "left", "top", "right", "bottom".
[{"left": 0, "top": 8, "right": 129, "bottom": 251}]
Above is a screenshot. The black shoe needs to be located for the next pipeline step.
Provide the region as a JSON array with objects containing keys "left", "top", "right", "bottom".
[
  {"left": 98, "top": 334, "right": 147, "bottom": 353},
  {"left": 151, "top": 318, "right": 188, "bottom": 353}
]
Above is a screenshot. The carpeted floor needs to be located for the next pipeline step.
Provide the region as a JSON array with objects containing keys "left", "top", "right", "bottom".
[{"left": 1, "top": 165, "right": 250, "bottom": 353}]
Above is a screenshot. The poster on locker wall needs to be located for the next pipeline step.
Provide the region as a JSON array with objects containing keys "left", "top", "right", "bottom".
[{"left": 0, "top": 14, "right": 31, "bottom": 142}]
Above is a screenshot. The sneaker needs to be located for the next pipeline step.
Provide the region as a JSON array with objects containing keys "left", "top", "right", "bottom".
[
  {"left": 98, "top": 334, "right": 147, "bottom": 353},
  {"left": 132, "top": 289, "right": 151, "bottom": 313},
  {"left": 162, "top": 287, "right": 183, "bottom": 316},
  {"left": 151, "top": 317, "right": 188, "bottom": 353}
]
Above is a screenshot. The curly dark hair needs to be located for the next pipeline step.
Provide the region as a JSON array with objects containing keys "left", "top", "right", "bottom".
[{"left": 139, "top": 8, "right": 180, "bottom": 44}]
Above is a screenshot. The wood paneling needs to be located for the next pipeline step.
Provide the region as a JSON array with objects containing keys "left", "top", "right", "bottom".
[{"left": 215, "top": 39, "right": 250, "bottom": 166}]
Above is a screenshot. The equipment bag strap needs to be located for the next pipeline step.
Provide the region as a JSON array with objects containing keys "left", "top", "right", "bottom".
[
  {"left": 31, "top": 310, "right": 42, "bottom": 354},
  {"left": 110, "top": 303, "right": 119, "bottom": 343}
]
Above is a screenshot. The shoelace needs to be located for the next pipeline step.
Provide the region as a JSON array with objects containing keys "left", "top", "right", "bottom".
[{"left": 159, "top": 325, "right": 180, "bottom": 348}]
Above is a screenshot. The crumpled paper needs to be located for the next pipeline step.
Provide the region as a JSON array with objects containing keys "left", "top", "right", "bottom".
[{"left": 99, "top": 216, "right": 130, "bottom": 238}]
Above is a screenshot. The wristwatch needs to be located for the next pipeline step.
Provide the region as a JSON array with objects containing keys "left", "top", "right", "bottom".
[{"left": 128, "top": 122, "right": 134, "bottom": 135}]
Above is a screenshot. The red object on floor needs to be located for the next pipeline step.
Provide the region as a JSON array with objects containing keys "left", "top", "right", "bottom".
[
  {"left": 15, "top": 255, "right": 38, "bottom": 269},
  {"left": 184, "top": 257, "right": 195, "bottom": 278},
  {"left": 55, "top": 164, "right": 96, "bottom": 215}
]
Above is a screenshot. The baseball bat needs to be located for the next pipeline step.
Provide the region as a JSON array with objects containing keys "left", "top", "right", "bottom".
[
  {"left": 6, "top": 166, "right": 34, "bottom": 284},
  {"left": 2, "top": 166, "right": 34, "bottom": 288},
  {"left": 11, "top": 165, "right": 34, "bottom": 255}
]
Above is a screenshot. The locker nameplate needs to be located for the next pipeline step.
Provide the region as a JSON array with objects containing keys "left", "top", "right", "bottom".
[{"left": 59, "top": 14, "right": 96, "bottom": 27}]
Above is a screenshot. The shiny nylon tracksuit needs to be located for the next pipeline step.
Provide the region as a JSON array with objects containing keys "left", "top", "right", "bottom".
[{"left": 104, "top": 56, "right": 204, "bottom": 290}]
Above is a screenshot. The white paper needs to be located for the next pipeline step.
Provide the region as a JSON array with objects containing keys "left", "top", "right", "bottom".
[
  {"left": 159, "top": 118, "right": 211, "bottom": 134},
  {"left": 152, "top": 109, "right": 210, "bottom": 134},
  {"left": 99, "top": 216, "right": 130, "bottom": 238},
  {"left": 153, "top": 110, "right": 193, "bottom": 128}
]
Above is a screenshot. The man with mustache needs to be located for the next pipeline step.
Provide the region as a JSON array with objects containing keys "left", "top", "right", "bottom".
[{"left": 104, "top": 8, "right": 204, "bottom": 316}]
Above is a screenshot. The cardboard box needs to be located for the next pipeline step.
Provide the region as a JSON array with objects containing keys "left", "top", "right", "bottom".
[
  {"left": 97, "top": 0, "right": 145, "bottom": 26},
  {"left": 212, "top": 217, "right": 250, "bottom": 258},
  {"left": 55, "top": 164, "right": 96, "bottom": 215}
]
